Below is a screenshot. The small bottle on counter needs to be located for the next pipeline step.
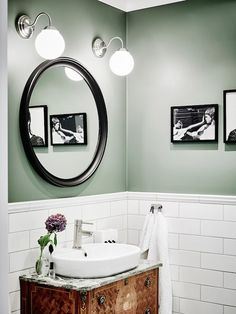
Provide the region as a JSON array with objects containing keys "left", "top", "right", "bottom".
[{"left": 48, "top": 262, "right": 56, "bottom": 279}]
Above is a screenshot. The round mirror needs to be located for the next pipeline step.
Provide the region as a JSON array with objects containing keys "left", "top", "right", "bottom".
[{"left": 19, "top": 57, "right": 108, "bottom": 187}]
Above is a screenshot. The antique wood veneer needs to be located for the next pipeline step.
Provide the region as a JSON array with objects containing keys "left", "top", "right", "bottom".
[{"left": 20, "top": 267, "right": 159, "bottom": 314}]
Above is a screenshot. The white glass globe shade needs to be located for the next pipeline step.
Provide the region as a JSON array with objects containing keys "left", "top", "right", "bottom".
[
  {"left": 109, "top": 48, "right": 134, "bottom": 76},
  {"left": 64, "top": 67, "right": 83, "bottom": 81},
  {"left": 35, "top": 27, "right": 65, "bottom": 60}
]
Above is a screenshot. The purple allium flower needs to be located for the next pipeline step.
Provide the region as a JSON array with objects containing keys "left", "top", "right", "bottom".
[{"left": 45, "top": 213, "right": 67, "bottom": 233}]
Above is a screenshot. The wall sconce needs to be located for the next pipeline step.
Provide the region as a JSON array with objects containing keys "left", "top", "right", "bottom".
[
  {"left": 16, "top": 12, "right": 65, "bottom": 60},
  {"left": 92, "top": 37, "right": 134, "bottom": 76}
]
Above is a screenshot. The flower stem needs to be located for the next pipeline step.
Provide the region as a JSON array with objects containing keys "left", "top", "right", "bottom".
[{"left": 40, "top": 247, "right": 43, "bottom": 259}]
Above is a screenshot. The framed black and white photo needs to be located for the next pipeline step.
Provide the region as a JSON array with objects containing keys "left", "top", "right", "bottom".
[
  {"left": 29, "top": 105, "right": 48, "bottom": 147},
  {"left": 50, "top": 113, "right": 87, "bottom": 146},
  {"left": 224, "top": 90, "right": 236, "bottom": 143},
  {"left": 171, "top": 104, "right": 218, "bottom": 143}
]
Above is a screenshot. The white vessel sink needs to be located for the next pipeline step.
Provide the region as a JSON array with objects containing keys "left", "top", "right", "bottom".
[{"left": 53, "top": 243, "right": 141, "bottom": 278}]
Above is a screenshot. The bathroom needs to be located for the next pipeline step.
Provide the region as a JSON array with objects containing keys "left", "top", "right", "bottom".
[{"left": 1, "top": 0, "right": 236, "bottom": 312}]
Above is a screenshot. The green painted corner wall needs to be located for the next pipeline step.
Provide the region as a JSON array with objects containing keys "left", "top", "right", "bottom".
[
  {"left": 127, "top": 0, "right": 236, "bottom": 195},
  {"left": 8, "top": 0, "right": 127, "bottom": 202},
  {"left": 8, "top": 0, "right": 236, "bottom": 202}
]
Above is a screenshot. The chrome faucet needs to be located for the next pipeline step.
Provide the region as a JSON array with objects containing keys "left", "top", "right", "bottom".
[{"left": 73, "top": 219, "right": 93, "bottom": 249}]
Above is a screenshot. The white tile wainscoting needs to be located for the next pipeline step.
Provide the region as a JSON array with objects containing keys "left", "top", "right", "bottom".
[
  {"left": 8, "top": 192, "right": 128, "bottom": 314},
  {"left": 127, "top": 192, "right": 236, "bottom": 314},
  {"left": 8, "top": 192, "right": 236, "bottom": 314}
]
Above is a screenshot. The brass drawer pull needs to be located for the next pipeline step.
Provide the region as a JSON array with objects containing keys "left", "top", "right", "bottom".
[
  {"left": 144, "top": 277, "right": 151, "bottom": 288},
  {"left": 145, "top": 307, "right": 151, "bottom": 314},
  {"left": 97, "top": 295, "right": 106, "bottom": 305}
]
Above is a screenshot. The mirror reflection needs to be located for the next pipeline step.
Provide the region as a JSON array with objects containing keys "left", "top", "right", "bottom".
[{"left": 29, "top": 66, "right": 99, "bottom": 179}]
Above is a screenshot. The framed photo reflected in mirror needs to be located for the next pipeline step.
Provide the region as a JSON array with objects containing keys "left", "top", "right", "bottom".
[
  {"left": 50, "top": 112, "right": 87, "bottom": 146},
  {"left": 29, "top": 105, "right": 48, "bottom": 147}
]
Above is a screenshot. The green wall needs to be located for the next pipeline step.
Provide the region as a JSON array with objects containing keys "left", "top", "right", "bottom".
[
  {"left": 127, "top": 0, "right": 236, "bottom": 195},
  {"left": 9, "top": 0, "right": 236, "bottom": 202},
  {"left": 8, "top": 0, "right": 127, "bottom": 202}
]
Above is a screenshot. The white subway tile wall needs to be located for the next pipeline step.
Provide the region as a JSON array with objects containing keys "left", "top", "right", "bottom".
[
  {"left": 9, "top": 210, "right": 49, "bottom": 232},
  {"left": 179, "top": 234, "right": 223, "bottom": 253},
  {"left": 201, "top": 253, "right": 236, "bottom": 272},
  {"left": 179, "top": 203, "right": 223, "bottom": 220},
  {"left": 201, "top": 220, "right": 236, "bottom": 238},
  {"left": 224, "top": 306, "right": 236, "bottom": 314},
  {"left": 224, "top": 239, "right": 236, "bottom": 255},
  {"left": 224, "top": 273, "right": 236, "bottom": 290},
  {"left": 172, "top": 281, "right": 201, "bottom": 299},
  {"left": 224, "top": 205, "right": 236, "bottom": 221},
  {"left": 8, "top": 194, "right": 127, "bottom": 313},
  {"left": 179, "top": 266, "right": 223, "bottom": 287},
  {"left": 8, "top": 231, "right": 30, "bottom": 253},
  {"left": 201, "top": 286, "right": 236, "bottom": 307},
  {"left": 9, "top": 291, "right": 20, "bottom": 312},
  {"left": 8, "top": 192, "right": 236, "bottom": 314},
  {"left": 169, "top": 249, "right": 201, "bottom": 268},
  {"left": 126, "top": 192, "right": 236, "bottom": 314},
  {"left": 168, "top": 217, "right": 201, "bottom": 234},
  {"left": 179, "top": 298, "right": 223, "bottom": 314}
]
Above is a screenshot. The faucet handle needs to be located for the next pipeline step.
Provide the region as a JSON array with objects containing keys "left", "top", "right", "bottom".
[
  {"left": 82, "top": 221, "right": 93, "bottom": 225},
  {"left": 82, "top": 221, "right": 94, "bottom": 235}
]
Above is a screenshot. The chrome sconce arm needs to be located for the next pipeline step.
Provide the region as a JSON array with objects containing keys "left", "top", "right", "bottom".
[
  {"left": 92, "top": 36, "right": 134, "bottom": 76},
  {"left": 16, "top": 12, "right": 52, "bottom": 39},
  {"left": 16, "top": 12, "right": 65, "bottom": 60}
]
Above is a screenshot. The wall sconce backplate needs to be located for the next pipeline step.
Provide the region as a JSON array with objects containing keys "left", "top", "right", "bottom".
[
  {"left": 17, "top": 14, "right": 34, "bottom": 39},
  {"left": 92, "top": 37, "right": 107, "bottom": 58}
]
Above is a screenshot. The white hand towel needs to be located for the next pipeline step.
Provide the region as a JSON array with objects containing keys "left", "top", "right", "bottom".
[
  {"left": 141, "top": 211, "right": 172, "bottom": 314},
  {"left": 139, "top": 213, "right": 154, "bottom": 253}
]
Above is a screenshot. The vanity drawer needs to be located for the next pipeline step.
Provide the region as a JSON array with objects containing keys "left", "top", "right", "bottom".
[
  {"left": 89, "top": 269, "right": 158, "bottom": 314},
  {"left": 20, "top": 282, "right": 78, "bottom": 314},
  {"left": 135, "top": 269, "right": 158, "bottom": 314},
  {"left": 90, "top": 281, "right": 120, "bottom": 313}
]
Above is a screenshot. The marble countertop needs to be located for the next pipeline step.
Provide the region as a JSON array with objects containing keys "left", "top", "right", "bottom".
[{"left": 20, "top": 259, "right": 162, "bottom": 292}]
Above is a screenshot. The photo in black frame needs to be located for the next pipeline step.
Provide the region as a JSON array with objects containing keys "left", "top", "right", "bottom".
[
  {"left": 50, "top": 112, "right": 87, "bottom": 145},
  {"left": 171, "top": 104, "right": 218, "bottom": 143},
  {"left": 224, "top": 89, "right": 236, "bottom": 143},
  {"left": 29, "top": 105, "right": 48, "bottom": 147}
]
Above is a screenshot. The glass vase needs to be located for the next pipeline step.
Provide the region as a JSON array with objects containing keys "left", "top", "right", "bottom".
[{"left": 35, "top": 250, "right": 49, "bottom": 276}]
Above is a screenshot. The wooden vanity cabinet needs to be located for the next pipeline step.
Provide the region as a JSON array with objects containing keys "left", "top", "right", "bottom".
[{"left": 20, "top": 268, "right": 159, "bottom": 314}]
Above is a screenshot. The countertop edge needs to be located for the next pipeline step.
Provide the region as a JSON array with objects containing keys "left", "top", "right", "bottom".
[{"left": 20, "top": 260, "right": 162, "bottom": 292}]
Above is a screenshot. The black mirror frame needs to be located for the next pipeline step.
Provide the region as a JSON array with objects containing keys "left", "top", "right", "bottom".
[{"left": 19, "top": 57, "right": 108, "bottom": 187}]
